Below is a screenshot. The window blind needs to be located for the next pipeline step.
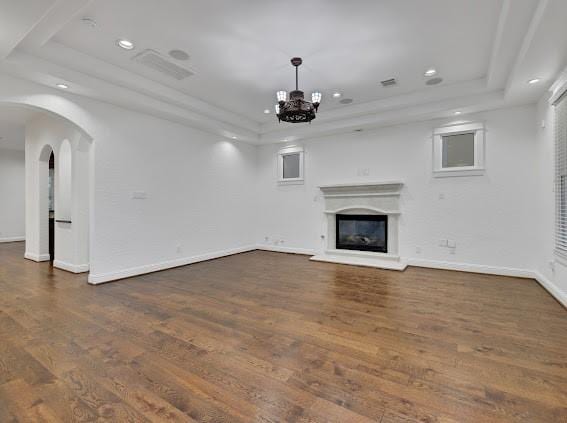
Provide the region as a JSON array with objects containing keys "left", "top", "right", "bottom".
[{"left": 555, "top": 92, "right": 567, "bottom": 257}]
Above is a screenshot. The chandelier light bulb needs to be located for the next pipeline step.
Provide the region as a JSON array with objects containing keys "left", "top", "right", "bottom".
[
  {"left": 312, "top": 92, "right": 322, "bottom": 104},
  {"left": 276, "top": 91, "right": 287, "bottom": 102},
  {"left": 275, "top": 104, "right": 280, "bottom": 114}
]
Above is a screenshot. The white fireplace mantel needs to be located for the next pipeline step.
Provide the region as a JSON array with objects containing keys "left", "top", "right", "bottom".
[{"left": 311, "top": 181, "right": 407, "bottom": 271}]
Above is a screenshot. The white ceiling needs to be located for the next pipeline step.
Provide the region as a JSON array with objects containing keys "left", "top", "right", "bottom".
[
  {"left": 0, "top": 0, "right": 566, "bottom": 144},
  {"left": 52, "top": 0, "right": 501, "bottom": 120}
]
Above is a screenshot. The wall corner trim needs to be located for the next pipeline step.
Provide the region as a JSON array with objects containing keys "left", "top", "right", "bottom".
[
  {"left": 533, "top": 271, "right": 567, "bottom": 309},
  {"left": 87, "top": 245, "right": 257, "bottom": 284}
]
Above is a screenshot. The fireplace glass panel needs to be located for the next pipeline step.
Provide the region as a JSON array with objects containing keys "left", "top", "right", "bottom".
[{"left": 336, "top": 214, "right": 387, "bottom": 253}]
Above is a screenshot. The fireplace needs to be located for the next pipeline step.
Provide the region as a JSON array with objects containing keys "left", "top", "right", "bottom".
[{"left": 336, "top": 214, "right": 388, "bottom": 253}]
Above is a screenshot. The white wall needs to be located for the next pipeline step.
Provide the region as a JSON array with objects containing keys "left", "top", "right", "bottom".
[
  {"left": 89, "top": 105, "right": 258, "bottom": 282},
  {"left": 256, "top": 105, "right": 540, "bottom": 275},
  {"left": 0, "top": 148, "right": 25, "bottom": 242},
  {"left": 535, "top": 96, "right": 567, "bottom": 305}
]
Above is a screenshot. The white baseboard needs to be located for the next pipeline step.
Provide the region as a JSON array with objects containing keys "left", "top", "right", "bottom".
[
  {"left": 0, "top": 236, "right": 25, "bottom": 243},
  {"left": 533, "top": 271, "right": 567, "bottom": 309},
  {"left": 407, "top": 258, "right": 534, "bottom": 278},
  {"left": 53, "top": 260, "right": 89, "bottom": 274},
  {"left": 87, "top": 245, "right": 257, "bottom": 285},
  {"left": 256, "top": 244, "right": 315, "bottom": 255},
  {"left": 24, "top": 251, "right": 51, "bottom": 262}
]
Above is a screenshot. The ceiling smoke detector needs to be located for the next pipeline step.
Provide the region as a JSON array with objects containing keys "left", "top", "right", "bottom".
[
  {"left": 426, "top": 77, "right": 443, "bottom": 86},
  {"left": 380, "top": 78, "right": 397, "bottom": 87},
  {"left": 132, "top": 49, "right": 195, "bottom": 80}
]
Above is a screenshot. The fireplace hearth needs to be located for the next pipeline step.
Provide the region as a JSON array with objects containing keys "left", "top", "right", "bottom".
[{"left": 336, "top": 214, "right": 387, "bottom": 253}]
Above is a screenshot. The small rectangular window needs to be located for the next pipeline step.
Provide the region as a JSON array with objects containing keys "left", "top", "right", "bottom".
[
  {"left": 433, "top": 122, "right": 485, "bottom": 177},
  {"left": 442, "top": 133, "right": 475, "bottom": 168},
  {"left": 282, "top": 153, "right": 300, "bottom": 179},
  {"left": 277, "top": 146, "right": 304, "bottom": 184}
]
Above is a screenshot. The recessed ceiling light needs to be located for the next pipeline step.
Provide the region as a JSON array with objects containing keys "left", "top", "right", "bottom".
[
  {"left": 454, "top": 111, "right": 462, "bottom": 115},
  {"left": 424, "top": 68, "right": 437, "bottom": 77},
  {"left": 231, "top": 136, "right": 237, "bottom": 140},
  {"left": 263, "top": 109, "right": 270, "bottom": 114},
  {"left": 117, "top": 39, "right": 134, "bottom": 50},
  {"left": 528, "top": 78, "right": 540, "bottom": 84},
  {"left": 56, "top": 83, "right": 68, "bottom": 89},
  {"left": 332, "top": 92, "right": 342, "bottom": 98}
]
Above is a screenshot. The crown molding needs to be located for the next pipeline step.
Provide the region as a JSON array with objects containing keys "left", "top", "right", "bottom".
[{"left": 1, "top": 50, "right": 260, "bottom": 143}]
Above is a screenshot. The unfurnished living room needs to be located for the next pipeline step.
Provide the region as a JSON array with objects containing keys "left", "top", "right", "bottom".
[{"left": 1, "top": 0, "right": 567, "bottom": 422}]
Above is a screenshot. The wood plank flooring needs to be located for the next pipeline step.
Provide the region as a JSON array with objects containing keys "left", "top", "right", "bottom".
[{"left": 1, "top": 241, "right": 567, "bottom": 422}]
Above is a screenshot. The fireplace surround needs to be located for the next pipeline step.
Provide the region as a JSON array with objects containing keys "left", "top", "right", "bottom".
[{"left": 310, "top": 182, "right": 407, "bottom": 270}]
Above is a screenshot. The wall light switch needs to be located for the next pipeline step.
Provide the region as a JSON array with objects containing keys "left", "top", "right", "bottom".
[
  {"left": 447, "top": 240, "right": 456, "bottom": 248},
  {"left": 132, "top": 191, "right": 147, "bottom": 199},
  {"left": 439, "top": 239, "right": 448, "bottom": 247}
]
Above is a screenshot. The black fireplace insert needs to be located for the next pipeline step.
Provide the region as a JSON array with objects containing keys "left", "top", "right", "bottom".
[{"left": 336, "top": 214, "right": 388, "bottom": 253}]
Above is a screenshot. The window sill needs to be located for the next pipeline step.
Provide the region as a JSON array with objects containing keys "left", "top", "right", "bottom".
[
  {"left": 433, "top": 168, "right": 485, "bottom": 178},
  {"left": 278, "top": 179, "right": 304, "bottom": 186}
]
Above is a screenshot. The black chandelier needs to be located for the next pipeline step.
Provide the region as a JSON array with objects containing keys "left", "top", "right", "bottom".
[{"left": 275, "top": 57, "right": 321, "bottom": 123}]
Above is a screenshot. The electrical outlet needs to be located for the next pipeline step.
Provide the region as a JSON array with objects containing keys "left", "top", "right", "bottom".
[
  {"left": 176, "top": 245, "right": 182, "bottom": 254},
  {"left": 415, "top": 246, "right": 422, "bottom": 254},
  {"left": 439, "top": 193, "right": 445, "bottom": 200}
]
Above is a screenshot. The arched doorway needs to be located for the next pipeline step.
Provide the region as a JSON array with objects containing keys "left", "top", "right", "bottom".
[{"left": 0, "top": 85, "right": 95, "bottom": 277}]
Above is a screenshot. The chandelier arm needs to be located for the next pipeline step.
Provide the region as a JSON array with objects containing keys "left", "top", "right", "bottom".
[{"left": 295, "top": 66, "right": 298, "bottom": 91}]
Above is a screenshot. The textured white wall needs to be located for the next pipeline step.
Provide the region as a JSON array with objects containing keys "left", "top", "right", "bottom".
[
  {"left": 256, "top": 105, "right": 540, "bottom": 273},
  {"left": 88, "top": 103, "right": 258, "bottom": 281},
  {"left": 0, "top": 148, "right": 25, "bottom": 241}
]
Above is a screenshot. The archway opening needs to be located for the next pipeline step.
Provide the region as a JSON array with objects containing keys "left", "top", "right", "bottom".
[{"left": 0, "top": 103, "right": 93, "bottom": 274}]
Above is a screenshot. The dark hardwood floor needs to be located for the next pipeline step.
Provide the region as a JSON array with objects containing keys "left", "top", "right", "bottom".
[{"left": 0, "top": 241, "right": 566, "bottom": 422}]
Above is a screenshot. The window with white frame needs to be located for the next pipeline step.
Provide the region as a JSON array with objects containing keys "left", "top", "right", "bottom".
[
  {"left": 432, "top": 122, "right": 485, "bottom": 177},
  {"left": 277, "top": 146, "right": 304, "bottom": 184},
  {"left": 555, "top": 93, "right": 567, "bottom": 258}
]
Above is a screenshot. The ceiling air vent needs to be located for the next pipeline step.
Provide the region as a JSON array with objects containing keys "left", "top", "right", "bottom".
[
  {"left": 132, "top": 49, "right": 194, "bottom": 80},
  {"left": 380, "top": 78, "right": 397, "bottom": 87}
]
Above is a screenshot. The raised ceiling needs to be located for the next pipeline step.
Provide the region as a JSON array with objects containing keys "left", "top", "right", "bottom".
[{"left": 1, "top": 0, "right": 566, "bottom": 144}]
